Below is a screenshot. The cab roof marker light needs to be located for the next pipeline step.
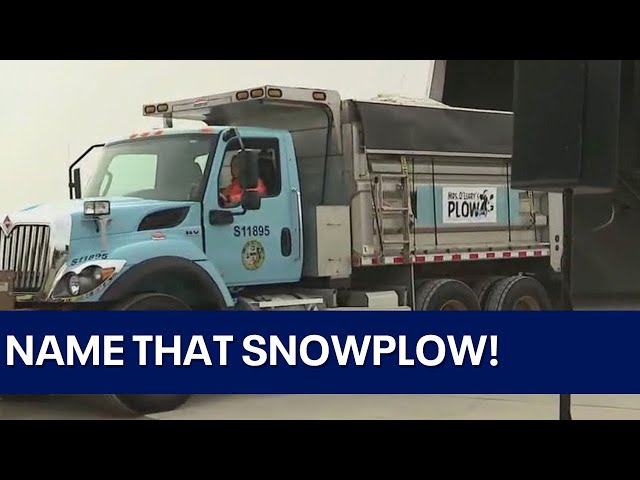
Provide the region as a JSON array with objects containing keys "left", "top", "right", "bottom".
[
  {"left": 156, "top": 103, "right": 169, "bottom": 113},
  {"left": 236, "top": 91, "right": 249, "bottom": 101},
  {"left": 250, "top": 88, "right": 265, "bottom": 98},
  {"left": 267, "top": 88, "right": 283, "bottom": 98},
  {"left": 144, "top": 105, "right": 156, "bottom": 114},
  {"left": 313, "top": 91, "right": 327, "bottom": 101}
]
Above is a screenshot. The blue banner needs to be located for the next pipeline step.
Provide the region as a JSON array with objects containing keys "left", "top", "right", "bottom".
[{"left": 0, "top": 310, "right": 634, "bottom": 394}]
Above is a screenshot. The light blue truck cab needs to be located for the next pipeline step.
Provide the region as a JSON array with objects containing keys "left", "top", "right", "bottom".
[
  {"left": 0, "top": 124, "right": 307, "bottom": 416},
  {"left": 7, "top": 126, "right": 303, "bottom": 313}
]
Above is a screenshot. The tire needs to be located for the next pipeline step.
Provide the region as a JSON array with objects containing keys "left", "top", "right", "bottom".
[
  {"left": 100, "top": 293, "right": 193, "bottom": 416},
  {"left": 484, "top": 275, "right": 552, "bottom": 311},
  {"left": 100, "top": 394, "right": 192, "bottom": 416},
  {"left": 414, "top": 278, "right": 481, "bottom": 311},
  {"left": 472, "top": 276, "right": 505, "bottom": 310},
  {"left": 0, "top": 395, "right": 49, "bottom": 402},
  {"left": 114, "top": 293, "right": 191, "bottom": 311}
]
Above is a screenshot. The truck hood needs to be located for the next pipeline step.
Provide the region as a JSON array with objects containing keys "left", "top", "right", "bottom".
[{"left": 14, "top": 197, "right": 198, "bottom": 240}]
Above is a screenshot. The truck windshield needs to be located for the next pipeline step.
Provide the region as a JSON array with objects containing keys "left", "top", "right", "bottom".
[{"left": 84, "top": 133, "right": 218, "bottom": 202}]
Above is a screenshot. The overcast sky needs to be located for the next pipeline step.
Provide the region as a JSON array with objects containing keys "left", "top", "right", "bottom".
[{"left": 0, "top": 60, "right": 433, "bottom": 212}]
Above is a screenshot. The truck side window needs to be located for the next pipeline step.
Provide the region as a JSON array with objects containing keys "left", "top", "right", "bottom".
[{"left": 217, "top": 137, "right": 282, "bottom": 208}]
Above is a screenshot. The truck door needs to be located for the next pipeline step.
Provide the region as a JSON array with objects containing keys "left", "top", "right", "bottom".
[{"left": 204, "top": 130, "right": 302, "bottom": 287}]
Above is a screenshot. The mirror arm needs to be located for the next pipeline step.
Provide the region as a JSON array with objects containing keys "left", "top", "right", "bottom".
[
  {"left": 235, "top": 128, "right": 245, "bottom": 151},
  {"left": 68, "top": 143, "right": 105, "bottom": 200}
]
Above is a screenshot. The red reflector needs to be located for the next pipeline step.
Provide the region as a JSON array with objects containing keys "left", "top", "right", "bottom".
[
  {"left": 372, "top": 258, "right": 379, "bottom": 265},
  {"left": 129, "top": 133, "right": 138, "bottom": 139},
  {"left": 534, "top": 250, "right": 542, "bottom": 257},
  {"left": 393, "top": 257, "right": 404, "bottom": 264},
  {"left": 414, "top": 256, "right": 426, "bottom": 263},
  {"left": 518, "top": 251, "right": 527, "bottom": 258},
  {"left": 434, "top": 255, "right": 444, "bottom": 262},
  {"left": 201, "top": 128, "right": 215, "bottom": 133},
  {"left": 469, "top": 253, "right": 479, "bottom": 260},
  {"left": 486, "top": 252, "right": 496, "bottom": 258},
  {"left": 141, "top": 132, "right": 150, "bottom": 137},
  {"left": 154, "top": 130, "right": 164, "bottom": 136},
  {"left": 503, "top": 252, "right": 512, "bottom": 258},
  {"left": 452, "top": 254, "right": 462, "bottom": 261}
]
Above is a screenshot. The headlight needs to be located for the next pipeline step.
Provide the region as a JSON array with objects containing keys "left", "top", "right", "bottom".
[
  {"left": 68, "top": 274, "right": 81, "bottom": 296},
  {"left": 50, "top": 260, "right": 125, "bottom": 300},
  {"left": 84, "top": 200, "right": 110, "bottom": 216}
]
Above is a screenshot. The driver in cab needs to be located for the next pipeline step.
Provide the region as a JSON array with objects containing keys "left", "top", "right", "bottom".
[{"left": 219, "top": 154, "right": 267, "bottom": 208}]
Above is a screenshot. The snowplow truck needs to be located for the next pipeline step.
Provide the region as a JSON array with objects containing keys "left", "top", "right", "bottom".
[{"left": 0, "top": 85, "right": 563, "bottom": 415}]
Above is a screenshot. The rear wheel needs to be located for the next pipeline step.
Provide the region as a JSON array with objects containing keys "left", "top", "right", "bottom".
[
  {"left": 415, "top": 278, "right": 481, "bottom": 311},
  {"left": 100, "top": 293, "right": 193, "bottom": 416},
  {"left": 472, "top": 276, "right": 505, "bottom": 310},
  {"left": 484, "top": 275, "right": 552, "bottom": 311}
]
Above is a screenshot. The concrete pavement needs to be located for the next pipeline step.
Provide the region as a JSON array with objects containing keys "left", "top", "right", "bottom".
[{"left": 2, "top": 394, "right": 640, "bottom": 420}]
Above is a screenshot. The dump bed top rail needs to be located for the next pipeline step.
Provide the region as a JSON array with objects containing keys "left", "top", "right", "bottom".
[{"left": 143, "top": 85, "right": 514, "bottom": 159}]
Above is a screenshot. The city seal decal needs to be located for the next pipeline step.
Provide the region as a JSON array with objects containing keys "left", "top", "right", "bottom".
[{"left": 241, "top": 240, "right": 265, "bottom": 271}]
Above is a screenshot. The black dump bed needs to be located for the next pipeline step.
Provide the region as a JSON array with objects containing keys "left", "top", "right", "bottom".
[{"left": 345, "top": 99, "right": 513, "bottom": 156}]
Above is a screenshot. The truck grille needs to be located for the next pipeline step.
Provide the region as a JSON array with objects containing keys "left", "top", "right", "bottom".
[{"left": 0, "top": 225, "right": 51, "bottom": 293}]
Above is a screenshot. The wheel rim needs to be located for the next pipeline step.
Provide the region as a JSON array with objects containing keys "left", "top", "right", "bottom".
[
  {"left": 440, "top": 299, "right": 468, "bottom": 311},
  {"left": 513, "top": 295, "right": 541, "bottom": 310}
]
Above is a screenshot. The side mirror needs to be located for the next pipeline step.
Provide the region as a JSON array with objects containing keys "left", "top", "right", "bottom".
[
  {"left": 241, "top": 191, "right": 262, "bottom": 211},
  {"left": 72, "top": 168, "right": 82, "bottom": 199},
  {"left": 222, "top": 128, "right": 239, "bottom": 143},
  {"left": 210, "top": 210, "right": 234, "bottom": 225},
  {"left": 235, "top": 150, "right": 260, "bottom": 190}
]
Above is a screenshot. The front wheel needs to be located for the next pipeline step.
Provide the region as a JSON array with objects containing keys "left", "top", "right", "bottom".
[
  {"left": 102, "top": 394, "right": 192, "bottom": 416},
  {"left": 103, "top": 293, "right": 193, "bottom": 416},
  {"left": 0, "top": 395, "right": 49, "bottom": 402}
]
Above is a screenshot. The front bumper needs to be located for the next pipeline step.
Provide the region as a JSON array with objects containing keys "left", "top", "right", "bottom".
[
  {"left": 0, "top": 270, "right": 111, "bottom": 311},
  {"left": 0, "top": 262, "right": 124, "bottom": 312},
  {"left": 0, "top": 271, "right": 15, "bottom": 310}
]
